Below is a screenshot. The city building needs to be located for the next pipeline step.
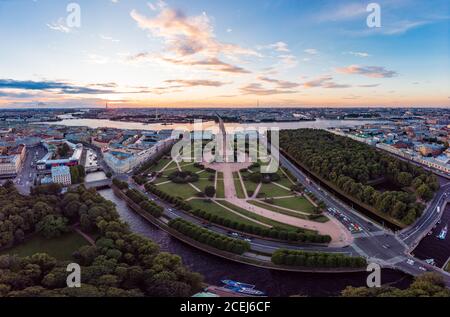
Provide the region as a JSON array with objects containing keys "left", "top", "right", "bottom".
[
  {"left": 104, "top": 137, "right": 175, "bottom": 174},
  {"left": 0, "top": 144, "right": 26, "bottom": 178},
  {"left": 418, "top": 144, "right": 443, "bottom": 157},
  {"left": 51, "top": 165, "right": 72, "bottom": 186},
  {"left": 37, "top": 140, "right": 83, "bottom": 170}
]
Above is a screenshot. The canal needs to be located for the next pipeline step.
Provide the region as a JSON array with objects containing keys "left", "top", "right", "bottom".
[{"left": 98, "top": 188, "right": 412, "bottom": 296}]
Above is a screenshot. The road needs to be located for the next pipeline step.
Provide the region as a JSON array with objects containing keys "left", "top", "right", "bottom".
[
  {"left": 398, "top": 183, "right": 450, "bottom": 249},
  {"left": 14, "top": 145, "right": 46, "bottom": 194}
]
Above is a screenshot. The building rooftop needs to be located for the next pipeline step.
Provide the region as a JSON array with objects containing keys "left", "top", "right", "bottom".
[{"left": 51, "top": 165, "right": 71, "bottom": 177}]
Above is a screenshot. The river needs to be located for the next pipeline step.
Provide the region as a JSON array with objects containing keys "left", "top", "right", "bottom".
[
  {"left": 98, "top": 188, "right": 412, "bottom": 297},
  {"left": 41, "top": 118, "right": 386, "bottom": 132}
]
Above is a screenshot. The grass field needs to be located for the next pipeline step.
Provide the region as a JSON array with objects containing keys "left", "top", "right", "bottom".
[
  {"left": 242, "top": 179, "right": 259, "bottom": 196},
  {"left": 216, "top": 174, "right": 225, "bottom": 198},
  {"left": 249, "top": 200, "right": 309, "bottom": 220},
  {"left": 150, "top": 158, "right": 172, "bottom": 173},
  {"left": 189, "top": 199, "right": 268, "bottom": 228},
  {"left": 276, "top": 171, "right": 295, "bottom": 188},
  {"left": 0, "top": 231, "right": 89, "bottom": 260},
  {"left": 196, "top": 178, "right": 215, "bottom": 192},
  {"left": 258, "top": 182, "right": 292, "bottom": 198},
  {"left": 179, "top": 163, "right": 203, "bottom": 173},
  {"left": 233, "top": 172, "right": 246, "bottom": 198},
  {"left": 248, "top": 200, "right": 328, "bottom": 223},
  {"left": 271, "top": 196, "right": 315, "bottom": 213},
  {"left": 219, "top": 201, "right": 315, "bottom": 233},
  {"left": 157, "top": 181, "right": 199, "bottom": 199}
]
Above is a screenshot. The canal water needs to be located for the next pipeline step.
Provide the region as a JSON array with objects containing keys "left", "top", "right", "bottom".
[
  {"left": 98, "top": 188, "right": 412, "bottom": 297},
  {"left": 413, "top": 203, "right": 450, "bottom": 268}
]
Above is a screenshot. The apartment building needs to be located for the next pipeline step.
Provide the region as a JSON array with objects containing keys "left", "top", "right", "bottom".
[{"left": 51, "top": 165, "right": 72, "bottom": 186}]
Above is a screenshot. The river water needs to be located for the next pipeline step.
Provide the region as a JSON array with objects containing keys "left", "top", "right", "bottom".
[
  {"left": 98, "top": 188, "right": 411, "bottom": 297},
  {"left": 41, "top": 118, "right": 385, "bottom": 132}
]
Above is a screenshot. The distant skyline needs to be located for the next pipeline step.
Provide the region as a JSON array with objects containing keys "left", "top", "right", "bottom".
[{"left": 0, "top": 0, "right": 449, "bottom": 108}]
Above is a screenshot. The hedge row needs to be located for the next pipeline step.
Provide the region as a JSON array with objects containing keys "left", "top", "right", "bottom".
[
  {"left": 112, "top": 178, "right": 129, "bottom": 190},
  {"left": 271, "top": 249, "right": 367, "bottom": 268},
  {"left": 191, "top": 208, "right": 331, "bottom": 244},
  {"left": 133, "top": 175, "right": 147, "bottom": 185},
  {"left": 144, "top": 183, "right": 191, "bottom": 211},
  {"left": 125, "top": 188, "right": 164, "bottom": 218},
  {"left": 168, "top": 218, "right": 250, "bottom": 255}
]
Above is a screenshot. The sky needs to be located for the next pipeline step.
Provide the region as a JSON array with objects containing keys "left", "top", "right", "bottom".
[{"left": 0, "top": 0, "right": 449, "bottom": 108}]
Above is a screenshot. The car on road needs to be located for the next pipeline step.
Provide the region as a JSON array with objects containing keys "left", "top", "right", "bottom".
[
  {"left": 419, "top": 266, "right": 427, "bottom": 272},
  {"left": 406, "top": 259, "right": 415, "bottom": 266}
]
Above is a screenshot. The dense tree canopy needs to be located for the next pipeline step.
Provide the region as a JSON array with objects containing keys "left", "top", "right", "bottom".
[
  {"left": 0, "top": 184, "right": 203, "bottom": 297},
  {"left": 280, "top": 129, "right": 439, "bottom": 225},
  {"left": 341, "top": 273, "right": 450, "bottom": 297}
]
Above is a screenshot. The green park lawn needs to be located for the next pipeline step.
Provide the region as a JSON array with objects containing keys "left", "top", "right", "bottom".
[
  {"left": 189, "top": 199, "right": 267, "bottom": 229},
  {"left": 195, "top": 178, "right": 215, "bottom": 192},
  {"left": 249, "top": 200, "right": 308, "bottom": 220},
  {"left": 258, "top": 182, "right": 292, "bottom": 198},
  {"left": 275, "top": 169, "right": 295, "bottom": 188},
  {"left": 243, "top": 180, "right": 259, "bottom": 196},
  {"left": 233, "top": 172, "right": 246, "bottom": 198},
  {"left": 271, "top": 196, "right": 316, "bottom": 213},
  {"left": 219, "top": 201, "right": 315, "bottom": 233},
  {"left": 179, "top": 163, "right": 203, "bottom": 174},
  {"left": 157, "top": 181, "right": 199, "bottom": 200},
  {"left": 216, "top": 173, "right": 225, "bottom": 198},
  {"left": 150, "top": 158, "right": 172, "bottom": 173},
  {"left": 162, "top": 160, "right": 178, "bottom": 171},
  {"left": 1, "top": 231, "right": 89, "bottom": 261}
]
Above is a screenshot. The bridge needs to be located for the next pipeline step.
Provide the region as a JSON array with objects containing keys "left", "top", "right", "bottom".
[{"left": 84, "top": 179, "right": 112, "bottom": 190}]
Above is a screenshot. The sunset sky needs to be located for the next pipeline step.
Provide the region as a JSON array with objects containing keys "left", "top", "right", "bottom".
[{"left": 0, "top": 0, "right": 449, "bottom": 108}]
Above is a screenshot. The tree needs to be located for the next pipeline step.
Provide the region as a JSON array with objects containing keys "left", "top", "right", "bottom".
[
  {"left": 57, "top": 143, "right": 71, "bottom": 158},
  {"left": 204, "top": 186, "right": 216, "bottom": 198},
  {"left": 36, "top": 215, "right": 69, "bottom": 239},
  {"left": 417, "top": 184, "right": 433, "bottom": 201},
  {"left": 341, "top": 273, "right": 450, "bottom": 297},
  {"left": 70, "top": 166, "right": 80, "bottom": 184},
  {"left": 397, "top": 172, "right": 413, "bottom": 187}
]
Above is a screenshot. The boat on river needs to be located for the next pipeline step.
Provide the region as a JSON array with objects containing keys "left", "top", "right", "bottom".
[{"left": 221, "top": 280, "right": 266, "bottom": 296}]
